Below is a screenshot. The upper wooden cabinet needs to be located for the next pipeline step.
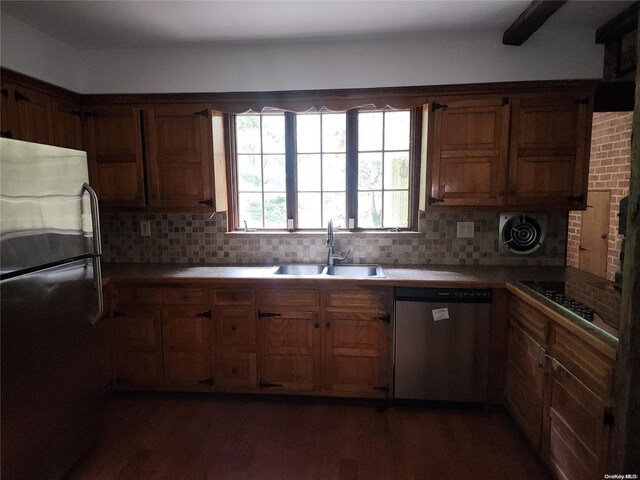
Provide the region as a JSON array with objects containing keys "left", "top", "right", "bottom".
[
  {"left": 1, "top": 82, "right": 55, "bottom": 144},
  {"left": 428, "top": 92, "right": 593, "bottom": 210},
  {"left": 85, "top": 105, "right": 146, "bottom": 207},
  {"left": 429, "top": 97, "right": 510, "bottom": 207},
  {"left": 509, "top": 95, "right": 590, "bottom": 208},
  {"left": 53, "top": 100, "right": 84, "bottom": 150},
  {"left": 145, "top": 105, "right": 214, "bottom": 208},
  {"left": 86, "top": 103, "right": 223, "bottom": 210}
]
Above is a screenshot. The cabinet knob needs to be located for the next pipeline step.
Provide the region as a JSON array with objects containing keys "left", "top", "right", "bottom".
[
  {"left": 232, "top": 368, "right": 238, "bottom": 374},
  {"left": 231, "top": 325, "right": 237, "bottom": 331},
  {"left": 325, "top": 322, "right": 331, "bottom": 329},
  {"left": 314, "top": 322, "right": 320, "bottom": 329}
]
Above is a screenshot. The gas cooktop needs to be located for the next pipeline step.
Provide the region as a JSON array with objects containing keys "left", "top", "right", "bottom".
[{"left": 518, "top": 280, "right": 620, "bottom": 338}]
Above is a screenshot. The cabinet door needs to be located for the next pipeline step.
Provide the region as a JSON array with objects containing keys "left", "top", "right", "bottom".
[
  {"left": 324, "top": 311, "right": 389, "bottom": 397},
  {"left": 0, "top": 83, "right": 20, "bottom": 139},
  {"left": 86, "top": 105, "right": 146, "bottom": 207},
  {"left": 145, "top": 105, "right": 214, "bottom": 208},
  {"left": 543, "top": 357, "right": 610, "bottom": 480},
  {"left": 505, "top": 321, "right": 546, "bottom": 451},
  {"left": 261, "top": 310, "right": 320, "bottom": 392},
  {"left": 53, "top": 100, "right": 83, "bottom": 150},
  {"left": 162, "top": 306, "right": 213, "bottom": 388},
  {"left": 216, "top": 351, "right": 257, "bottom": 390},
  {"left": 215, "top": 307, "right": 257, "bottom": 347},
  {"left": 509, "top": 95, "right": 591, "bottom": 208},
  {"left": 428, "top": 97, "right": 509, "bottom": 206},
  {"left": 13, "top": 85, "right": 55, "bottom": 145},
  {"left": 114, "top": 305, "right": 163, "bottom": 388}
]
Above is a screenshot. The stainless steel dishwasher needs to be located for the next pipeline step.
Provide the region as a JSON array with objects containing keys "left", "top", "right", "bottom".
[{"left": 394, "top": 287, "right": 492, "bottom": 402}]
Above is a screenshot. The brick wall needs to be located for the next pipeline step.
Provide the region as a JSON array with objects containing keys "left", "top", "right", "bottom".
[{"left": 567, "top": 112, "right": 632, "bottom": 281}]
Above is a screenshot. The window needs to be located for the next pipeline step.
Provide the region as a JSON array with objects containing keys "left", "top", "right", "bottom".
[{"left": 232, "top": 108, "right": 416, "bottom": 231}]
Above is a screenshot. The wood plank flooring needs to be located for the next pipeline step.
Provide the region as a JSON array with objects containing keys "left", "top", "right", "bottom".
[{"left": 65, "top": 394, "right": 553, "bottom": 480}]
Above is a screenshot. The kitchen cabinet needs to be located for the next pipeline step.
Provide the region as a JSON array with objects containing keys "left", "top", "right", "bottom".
[
  {"left": 162, "top": 305, "right": 213, "bottom": 388},
  {"left": 509, "top": 95, "right": 591, "bottom": 208},
  {"left": 86, "top": 103, "right": 223, "bottom": 210},
  {"left": 505, "top": 291, "right": 616, "bottom": 479},
  {"left": 145, "top": 105, "right": 215, "bottom": 208},
  {"left": 428, "top": 97, "right": 510, "bottom": 207},
  {"left": 211, "top": 288, "right": 258, "bottom": 390},
  {"left": 53, "top": 99, "right": 84, "bottom": 150},
  {"left": 85, "top": 105, "right": 146, "bottom": 207},
  {"left": 428, "top": 92, "right": 592, "bottom": 210},
  {"left": 0, "top": 82, "right": 55, "bottom": 144},
  {"left": 258, "top": 286, "right": 391, "bottom": 398},
  {"left": 542, "top": 322, "right": 614, "bottom": 480},
  {"left": 113, "top": 303, "right": 164, "bottom": 388},
  {"left": 505, "top": 318, "right": 546, "bottom": 451}
]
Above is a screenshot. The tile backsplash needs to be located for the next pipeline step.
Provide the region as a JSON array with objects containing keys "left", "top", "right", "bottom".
[{"left": 101, "top": 210, "right": 568, "bottom": 266}]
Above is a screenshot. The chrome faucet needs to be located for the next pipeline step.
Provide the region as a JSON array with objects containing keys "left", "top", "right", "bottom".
[{"left": 326, "top": 219, "right": 350, "bottom": 266}]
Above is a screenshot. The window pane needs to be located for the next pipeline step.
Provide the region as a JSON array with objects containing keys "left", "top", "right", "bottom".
[
  {"left": 383, "top": 191, "right": 408, "bottom": 228},
  {"left": 358, "top": 191, "right": 383, "bottom": 228},
  {"left": 237, "top": 154, "right": 262, "bottom": 192},
  {"left": 322, "top": 153, "right": 346, "bottom": 191},
  {"left": 262, "top": 115, "right": 285, "bottom": 153},
  {"left": 236, "top": 115, "right": 261, "bottom": 154},
  {"left": 264, "top": 193, "right": 286, "bottom": 228},
  {"left": 323, "top": 192, "right": 346, "bottom": 227},
  {"left": 263, "top": 155, "right": 285, "bottom": 191},
  {"left": 238, "top": 192, "right": 263, "bottom": 227},
  {"left": 296, "top": 114, "right": 320, "bottom": 153},
  {"left": 358, "top": 152, "right": 383, "bottom": 190},
  {"left": 322, "top": 113, "right": 346, "bottom": 152},
  {"left": 384, "top": 152, "right": 410, "bottom": 189},
  {"left": 358, "top": 112, "right": 383, "bottom": 151},
  {"left": 297, "top": 154, "right": 321, "bottom": 191},
  {"left": 297, "top": 192, "right": 321, "bottom": 228},
  {"left": 384, "top": 111, "right": 411, "bottom": 150}
]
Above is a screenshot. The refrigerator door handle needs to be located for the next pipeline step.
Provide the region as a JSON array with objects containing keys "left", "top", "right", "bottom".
[
  {"left": 82, "top": 183, "right": 103, "bottom": 324},
  {"left": 82, "top": 183, "right": 102, "bottom": 256}
]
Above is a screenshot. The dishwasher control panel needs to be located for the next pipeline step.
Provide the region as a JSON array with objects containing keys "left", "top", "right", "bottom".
[{"left": 395, "top": 287, "right": 492, "bottom": 303}]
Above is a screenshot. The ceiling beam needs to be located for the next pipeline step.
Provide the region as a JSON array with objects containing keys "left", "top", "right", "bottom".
[
  {"left": 595, "top": 1, "right": 639, "bottom": 44},
  {"left": 502, "top": 0, "right": 567, "bottom": 46}
]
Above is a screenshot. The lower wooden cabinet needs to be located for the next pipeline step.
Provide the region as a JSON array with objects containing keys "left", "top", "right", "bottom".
[
  {"left": 261, "top": 310, "right": 320, "bottom": 392},
  {"left": 114, "top": 304, "right": 164, "bottom": 388},
  {"left": 543, "top": 357, "right": 611, "bottom": 480},
  {"left": 162, "top": 305, "right": 213, "bottom": 388},
  {"left": 504, "top": 320, "right": 546, "bottom": 450},
  {"left": 324, "top": 311, "right": 388, "bottom": 396},
  {"left": 506, "top": 291, "right": 616, "bottom": 480},
  {"left": 216, "top": 351, "right": 257, "bottom": 389}
]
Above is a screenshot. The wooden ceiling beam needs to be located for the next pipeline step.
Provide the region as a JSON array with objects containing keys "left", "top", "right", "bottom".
[
  {"left": 595, "top": 1, "right": 639, "bottom": 44},
  {"left": 502, "top": 0, "right": 567, "bottom": 46}
]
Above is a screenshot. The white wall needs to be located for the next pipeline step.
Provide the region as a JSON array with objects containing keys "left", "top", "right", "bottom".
[
  {"left": 1, "top": 10, "right": 604, "bottom": 94},
  {"left": 0, "top": 13, "right": 82, "bottom": 92},
  {"left": 79, "top": 29, "right": 603, "bottom": 94}
]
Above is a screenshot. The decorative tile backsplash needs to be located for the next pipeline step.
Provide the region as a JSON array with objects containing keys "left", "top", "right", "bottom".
[{"left": 101, "top": 210, "right": 568, "bottom": 266}]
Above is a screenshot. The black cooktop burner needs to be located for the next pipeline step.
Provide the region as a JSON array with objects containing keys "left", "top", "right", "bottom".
[{"left": 518, "top": 280, "right": 620, "bottom": 336}]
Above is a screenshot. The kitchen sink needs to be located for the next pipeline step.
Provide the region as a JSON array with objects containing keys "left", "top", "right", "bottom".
[
  {"left": 325, "top": 265, "right": 384, "bottom": 277},
  {"left": 271, "top": 264, "right": 326, "bottom": 275},
  {"left": 269, "top": 264, "right": 384, "bottom": 277}
]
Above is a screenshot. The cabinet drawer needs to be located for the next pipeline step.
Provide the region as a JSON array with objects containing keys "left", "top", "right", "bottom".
[
  {"left": 509, "top": 295, "right": 548, "bottom": 343},
  {"left": 212, "top": 288, "right": 255, "bottom": 306},
  {"left": 117, "top": 287, "right": 162, "bottom": 304},
  {"left": 550, "top": 324, "right": 614, "bottom": 398},
  {"left": 216, "top": 351, "right": 257, "bottom": 390},
  {"left": 326, "top": 289, "right": 387, "bottom": 311},
  {"left": 163, "top": 287, "right": 208, "bottom": 305},
  {"left": 259, "top": 288, "right": 320, "bottom": 307}
]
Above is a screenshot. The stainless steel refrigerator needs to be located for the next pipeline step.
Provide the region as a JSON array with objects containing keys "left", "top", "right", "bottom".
[{"left": 1, "top": 138, "right": 103, "bottom": 480}]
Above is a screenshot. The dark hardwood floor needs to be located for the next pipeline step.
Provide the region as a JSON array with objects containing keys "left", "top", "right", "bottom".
[{"left": 65, "top": 394, "right": 553, "bottom": 480}]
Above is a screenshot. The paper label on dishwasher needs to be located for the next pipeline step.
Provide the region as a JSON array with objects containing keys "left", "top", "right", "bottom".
[{"left": 432, "top": 308, "right": 449, "bottom": 321}]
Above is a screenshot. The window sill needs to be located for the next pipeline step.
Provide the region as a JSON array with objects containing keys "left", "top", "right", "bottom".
[{"left": 225, "top": 230, "right": 423, "bottom": 238}]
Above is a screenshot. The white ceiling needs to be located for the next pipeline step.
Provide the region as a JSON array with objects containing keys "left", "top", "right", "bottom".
[{"left": 1, "top": 0, "right": 634, "bottom": 49}]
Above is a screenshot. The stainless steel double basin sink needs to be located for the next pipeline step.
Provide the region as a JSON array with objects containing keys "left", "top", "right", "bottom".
[{"left": 270, "top": 264, "right": 384, "bottom": 278}]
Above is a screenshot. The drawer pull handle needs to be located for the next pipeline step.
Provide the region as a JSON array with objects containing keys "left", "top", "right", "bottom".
[
  {"left": 259, "top": 380, "right": 283, "bottom": 388},
  {"left": 198, "top": 378, "right": 215, "bottom": 386},
  {"left": 258, "top": 310, "right": 281, "bottom": 318},
  {"left": 113, "top": 311, "right": 126, "bottom": 318},
  {"left": 196, "top": 310, "right": 212, "bottom": 318}
]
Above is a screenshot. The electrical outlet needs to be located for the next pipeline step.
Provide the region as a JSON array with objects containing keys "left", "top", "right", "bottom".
[
  {"left": 140, "top": 220, "right": 151, "bottom": 237},
  {"left": 456, "top": 221, "right": 474, "bottom": 238}
]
